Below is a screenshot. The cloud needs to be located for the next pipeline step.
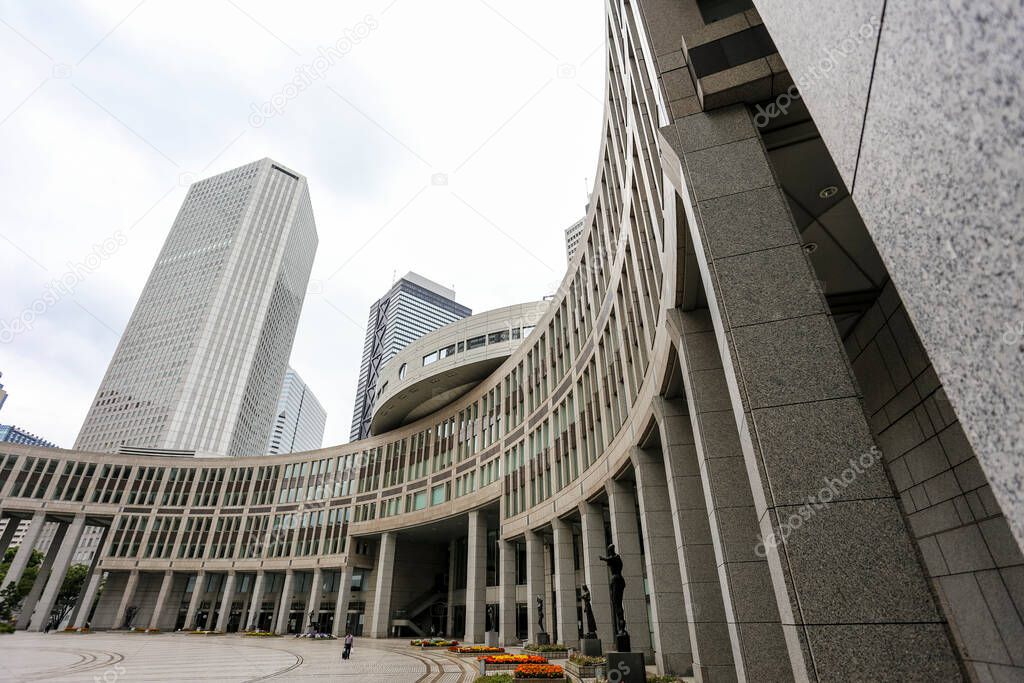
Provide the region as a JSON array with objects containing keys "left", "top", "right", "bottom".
[{"left": 0, "top": 0, "right": 605, "bottom": 448}]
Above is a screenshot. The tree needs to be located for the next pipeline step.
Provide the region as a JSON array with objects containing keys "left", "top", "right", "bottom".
[
  {"left": 49, "top": 564, "right": 90, "bottom": 628},
  {"left": 0, "top": 547, "right": 45, "bottom": 601}
]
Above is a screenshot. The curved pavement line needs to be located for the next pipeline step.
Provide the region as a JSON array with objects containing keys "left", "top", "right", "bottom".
[{"left": 241, "top": 649, "right": 304, "bottom": 682}]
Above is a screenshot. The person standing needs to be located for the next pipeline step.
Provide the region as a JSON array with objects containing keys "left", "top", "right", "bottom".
[{"left": 342, "top": 631, "right": 354, "bottom": 660}]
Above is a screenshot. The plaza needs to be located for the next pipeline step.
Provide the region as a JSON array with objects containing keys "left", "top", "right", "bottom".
[{"left": 0, "top": 633, "right": 483, "bottom": 682}]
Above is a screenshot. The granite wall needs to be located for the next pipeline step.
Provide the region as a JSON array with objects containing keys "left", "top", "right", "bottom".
[
  {"left": 754, "top": 0, "right": 1024, "bottom": 551},
  {"left": 846, "top": 279, "right": 1024, "bottom": 680}
]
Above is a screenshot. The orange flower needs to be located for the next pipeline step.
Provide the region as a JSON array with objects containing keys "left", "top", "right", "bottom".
[{"left": 514, "top": 663, "right": 565, "bottom": 679}]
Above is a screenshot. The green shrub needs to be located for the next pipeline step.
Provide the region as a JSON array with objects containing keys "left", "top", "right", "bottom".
[
  {"left": 475, "top": 675, "right": 514, "bottom": 683},
  {"left": 523, "top": 642, "right": 568, "bottom": 652}
]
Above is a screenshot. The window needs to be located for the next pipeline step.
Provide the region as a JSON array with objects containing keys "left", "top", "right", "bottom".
[
  {"left": 511, "top": 327, "right": 521, "bottom": 340},
  {"left": 697, "top": 0, "right": 753, "bottom": 23},
  {"left": 466, "top": 335, "right": 486, "bottom": 350},
  {"left": 438, "top": 344, "right": 456, "bottom": 359},
  {"left": 521, "top": 325, "right": 535, "bottom": 338},
  {"left": 488, "top": 330, "right": 509, "bottom": 344},
  {"left": 431, "top": 483, "right": 449, "bottom": 506},
  {"left": 398, "top": 363, "right": 407, "bottom": 380},
  {"left": 457, "top": 341, "right": 465, "bottom": 352},
  {"left": 422, "top": 351, "right": 438, "bottom": 366}
]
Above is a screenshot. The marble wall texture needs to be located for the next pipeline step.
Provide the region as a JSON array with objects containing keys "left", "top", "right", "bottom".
[{"left": 754, "top": 0, "right": 1024, "bottom": 555}]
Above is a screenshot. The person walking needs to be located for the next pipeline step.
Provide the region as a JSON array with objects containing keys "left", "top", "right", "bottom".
[{"left": 342, "top": 631, "right": 354, "bottom": 660}]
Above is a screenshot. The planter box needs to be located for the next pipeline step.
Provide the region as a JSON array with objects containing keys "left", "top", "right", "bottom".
[
  {"left": 450, "top": 649, "right": 505, "bottom": 657},
  {"left": 565, "top": 661, "right": 602, "bottom": 678},
  {"left": 523, "top": 649, "right": 569, "bottom": 659},
  {"left": 514, "top": 678, "right": 566, "bottom": 682}
]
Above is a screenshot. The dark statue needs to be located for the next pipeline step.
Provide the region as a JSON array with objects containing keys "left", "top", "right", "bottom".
[
  {"left": 600, "top": 543, "right": 630, "bottom": 651},
  {"left": 486, "top": 603, "right": 497, "bottom": 632},
  {"left": 580, "top": 584, "right": 598, "bottom": 638},
  {"left": 535, "top": 594, "right": 545, "bottom": 632}
]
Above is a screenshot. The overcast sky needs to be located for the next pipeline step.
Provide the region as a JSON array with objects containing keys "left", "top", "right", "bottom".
[{"left": 0, "top": 1, "right": 604, "bottom": 448}]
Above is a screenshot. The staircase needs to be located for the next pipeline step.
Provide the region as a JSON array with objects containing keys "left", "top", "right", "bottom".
[{"left": 390, "top": 586, "right": 446, "bottom": 636}]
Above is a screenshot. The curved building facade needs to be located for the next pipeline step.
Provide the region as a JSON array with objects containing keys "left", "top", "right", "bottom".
[
  {"left": 369, "top": 301, "right": 548, "bottom": 435},
  {"left": 1, "top": 1, "right": 1022, "bottom": 680}
]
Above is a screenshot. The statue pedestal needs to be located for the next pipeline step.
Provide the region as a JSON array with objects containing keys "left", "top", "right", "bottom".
[
  {"left": 615, "top": 632, "right": 632, "bottom": 653},
  {"left": 536, "top": 631, "right": 551, "bottom": 645},
  {"left": 580, "top": 637, "right": 602, "bottom": 656},
  {"left": 607, "top": 651, "right": 646, "bottom": 683},
  {"left": 484, "top": 631, "right": 499, "bottom": 646}
]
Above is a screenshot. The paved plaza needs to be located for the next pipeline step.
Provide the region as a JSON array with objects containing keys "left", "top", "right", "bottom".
[{"left": 0, "top": 633, "right": 480, "bottom": 682}]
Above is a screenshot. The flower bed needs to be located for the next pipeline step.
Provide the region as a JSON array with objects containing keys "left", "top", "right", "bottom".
[
  {"left": 565, "top": 654, "right": 605, "bottom": 678},
  {"left": 411, "top": 638, "right": 459, "bottom": 647},
  {"left": 522, "top": 643, "right": 569, "bottom": 658},
  {"left": 188, "top": 629, "right": 222, "bottom": 635},
  {"left": 514, "top": 663, "right": 565, "bottom": 680},
  {"left": 479, "top": 654, "right": 548, "bottom": 672},
  {"left": 449, "top": 645, "right": 505, "bottom": 656},
  {"left": 243, "top": 630, "right": 280, "bottom": 637}
]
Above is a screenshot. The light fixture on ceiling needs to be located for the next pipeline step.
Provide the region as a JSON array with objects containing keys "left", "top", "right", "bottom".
[
  {"left": 803, "top": 242, "right": 818, "bottom": 254},
  {"left": 818, "top": 186, "right": 839, "bottom": 199}
]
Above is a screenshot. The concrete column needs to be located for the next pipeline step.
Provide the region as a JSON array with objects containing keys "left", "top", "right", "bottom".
[
  {"left": 369, "top": 532, "right": 396, "bottom": 638},
  {"left": 579, "top": 502, "right": 614, "bottom": 646},
  {"left": 525, "top": 529, "right": 545, "bottom": 643},
  {"left": 307, "top": 568, "right": 323, "bottom": 632},
  {"left": 73, "top": 569, "right": 103, "bottom": 628},
  {"left": 446, "top": 540, "right": 456, "bottom": 635},
  {"left": 16, "top": 521, "right": 68, "bottom": 629},
  {"left": 632, "top": 447, "right": 692, "bottom": 675},
  {"left": 274, "top": 569, "right": 295, "bottom": 635},
  {"left": 67, "top": 525, "right": 110, "bottom": 628},
  {"left": 606, "top": 479, "right": 652, "bottom": 655},
  {"left": 184, "top": 570, "right": 205, "bottom": 630},
  {"left": 0, "top": 516, "right": 19, "bottom": 556},
  {"left": 147, "top": 571, "right": 175, "bottom": 630},
  {"left": 114, "top": 569, "right": 141, "bottom": 630},
  {"left": 464, "top": 510, "right": 487, "bottom": 643},
  {"left": 654, "top": 397, "right": 736, "bottom": 680},
  {"left": 498, "top": 539, "right": 517, "bottom": 645},
  {"left": 28, "top": 515, "right": 86, "bottom": 632},
  {"left": 332, "top": 565, "right": 353, "bottom": 637},
  {"left": 216, "top": 572, "right": 237, "bottom": 632},
  {"left": 247, "top": 571, "right": 265, "bottom": 630},
  {"left": 660, "top": 106, "right": 958, "bottom": 680},
  {"left": 551, "top": 517, "right": 578, "bottom": 648},
  {"left": 1, "top": 511, "right": 46, "bottom": 590}
]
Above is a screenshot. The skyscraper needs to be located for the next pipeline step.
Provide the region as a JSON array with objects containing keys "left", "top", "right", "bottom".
[
  {"left": 267, "top": 366, "right": 326, "bottom": 454},
  {"left": 75, "top": 158, "right": 318, "bottom": 457},
  {"left": 349, "top": 272, "right": 471, "bottom": 441},
  {"left": 0, "top": 424, "right": 55, "bottom": 448},
  {"left": 564, "top": 217, "right": 585, "bottom": 261}
]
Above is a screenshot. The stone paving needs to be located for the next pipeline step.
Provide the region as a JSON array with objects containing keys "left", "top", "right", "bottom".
[{"left": 0, "top": 633, "right": 479, "bottom": 682}]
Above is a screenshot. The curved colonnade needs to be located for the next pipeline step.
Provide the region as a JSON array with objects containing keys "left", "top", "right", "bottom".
[{"left": 1, "top": 1, "right": 1017, "bottom": 680}]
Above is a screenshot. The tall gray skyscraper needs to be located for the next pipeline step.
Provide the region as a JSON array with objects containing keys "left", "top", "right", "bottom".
[
  {"left": 267, "top": 366, "right": 326, "bottom": 454},
  {"left": 564, "top": 217, "right": 585, "bottom": 261},
  {"left": 349, "top": 272, "right": 470, "bottom": 441},
  {"left": 75, "top": 159, "right": 318, "bottom": 457}
]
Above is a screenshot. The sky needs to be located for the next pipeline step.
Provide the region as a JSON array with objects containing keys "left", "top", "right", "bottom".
[{"left": 0, "top": 0, "right": 605, "bottom": 448}]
